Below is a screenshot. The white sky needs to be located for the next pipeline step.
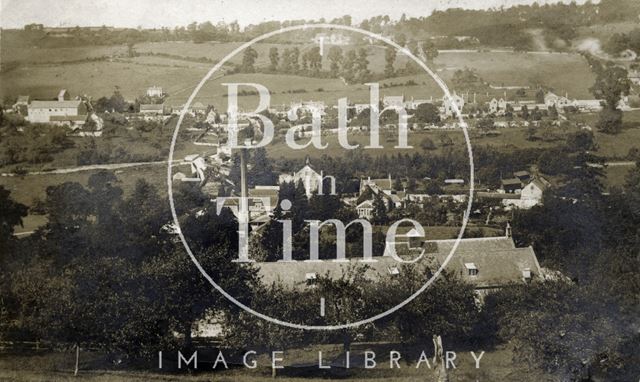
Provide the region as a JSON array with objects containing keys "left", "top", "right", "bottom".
[{"left": 1, "top": 0, "right": 594, "bottom": 29}]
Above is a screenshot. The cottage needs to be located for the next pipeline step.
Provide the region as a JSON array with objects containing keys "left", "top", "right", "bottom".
[
  {"left": 257, "top": 226, "right": 543, "bottom": 295},
  {"left": 503, "top": 178, "right": 547, "bottom": 209},
  {"left": 544, "top": 92, "right": 572, "bottom": 108}
]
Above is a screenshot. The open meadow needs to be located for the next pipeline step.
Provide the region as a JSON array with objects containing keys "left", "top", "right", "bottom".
[{"left": 1, "top": 38, "right": 596, "bottom": 105}]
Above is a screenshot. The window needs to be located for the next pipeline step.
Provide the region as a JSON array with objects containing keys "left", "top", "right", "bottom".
[
  {"left": 465, "top": 263, "right": 478, "bottom": 276},
  {"left": 305, "top": 272, "right": 317, "bottom": 286}
]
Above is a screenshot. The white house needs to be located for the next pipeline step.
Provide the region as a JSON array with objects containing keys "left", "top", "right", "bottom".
[
  {"left": 442, "top": 92, "right": 465, "bottom": 117},
  {"left": 489, "top": 98, "right": 507, "bottom": 114},
  {"left": 544, "top": 92, "right": 573, "bottom": 109},
  {"left": 146, "top": 86, "right": 164, "bottom": 97},
  {"left": 503, "top": 178, "right": 547, "bottom": 209},
  {"left": 312, "top": 32, "right": 351, "bottom": 46},
  {"left": 278, "top": 157, "right": 333, "bottom": 198},
  {"left": 356, "top": 200, "right": 374, "bottom": 219}
]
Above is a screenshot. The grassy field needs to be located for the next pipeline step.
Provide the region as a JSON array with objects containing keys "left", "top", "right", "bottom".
[
  {"left": 570, "top": 111, "right": 640, "bottom": 158},
  {"left": 0, "top": 164, "right": 171, "bottom": 207},
  {"left": 603, "top": 165, "right": 633, "bottom": 191},
  {"left": 434, "top": 51, "right": 595, "bottom": 99},
  {"left": 266, "top": 127, "right": 558, "bottom": 161},
  {"left": 1, "top": 38, "right": 595, "bottom": 105},
  {"left": 0, "top": 343, "right": 552, "bottom": 382},
  {"left": 0, "top": 44, "right": 128, "bottom": 65}
]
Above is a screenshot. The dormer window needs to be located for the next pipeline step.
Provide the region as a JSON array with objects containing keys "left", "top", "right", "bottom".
[
  {"left": 305, "top": 272, "right": 317, "bottom": 286},
  {"left": 465, "top": 263, "right": 478, "bottom": 276},
  {"left": 522, "top": 268, "right": 531, "bottom": 281},
  {"left": 388, "top": 266, "right": 400, "bottom": 276}
]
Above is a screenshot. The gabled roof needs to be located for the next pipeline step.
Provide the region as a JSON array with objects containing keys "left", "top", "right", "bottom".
[
  {"left": 501, "top": 178, "right": 522, "bottom": 186},
  {"left": 256, "top": 235, "right": 542, "bottom": 289},
  {"left": 433, "top": 245, "right": 541, "bottom": 288},
  {"left": 514, "top": 170, "right": 530, "bottom": 178},
  {"left": 356, "top": 200, "right": 373, "bottom": 209},
  {"left": 15, "top": 96, "right": 30, "bottom": 104},
  {"left": 529, "top": 178, "right": 547, "bottom": 191},
  {"left": 364, "top": 178, "right": 392, "bottom": 190}
]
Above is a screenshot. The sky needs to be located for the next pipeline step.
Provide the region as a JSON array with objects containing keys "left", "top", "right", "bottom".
[{"left": 1, "top": 0, "right": 595, "bottom": 29}]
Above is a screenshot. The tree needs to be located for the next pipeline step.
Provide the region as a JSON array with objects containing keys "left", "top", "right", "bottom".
[
  {"left": 476, "top": 117, "right": 495, "bottom": 131},
  {"left": 596, "top": 107, "right": 624, "bottom": 134},
  {"left": 590, "top": 63, "right": 630, "bottom": 134},
  {"left": 384, "top": 46, "right": 396, "bottom": 77},
  {"left": 395, "top": 33, "right": 407, "bottom": 47},
  {"left": 591, "top": 64, "right": 630, "bottom": 109},
  {"left": 355, "top": 48, "right": 370, "bottom": 83},
  {"left": 0, "top": 186, "right": 28, "bottom": 261},
  {"left": 306, "top": 46, "right": 322, "bottom": 74},
  {"left": 421, "top": 40, "right": 439, "bottom": 62},
  {"left": 535, "top": 89, "right": 546, "bottom": 104},
  {"left": 268, "top": 47, "right": 279, "bottom": 71},
  {"left": 371, "top": 194, "right": 388, "bottom": 225},
  {"left": 414, "top": 103, "right": 440, "bottom": 124},
  {"left": 439, "top": 133, "right": 454, "bottom": 147},
  {"left": 314, "top": 266, "right": 376, "bottom": 351},
  {"left": 327, "top": 46, "right": 343, "bottom": 76},
  {"left": 241, "top": 46, "right": 258, "bottom": 72},
  {"left": 420, "top": 137, "right": 437, "bottom": 151},
  {"left": 108, "top": 89, "right": 128, "bottom": 113},
  {"left": 565, "top": 130, "right": 596, "bottom": 153},
  {"left": 248, "top": 147, "right": 277, "bottom": 186},
  {"left": 521, "top": 104, "right": 530, "bottom": 120},
  {"left": 379, "top": 266, "right": 479, "bottom": 343}
]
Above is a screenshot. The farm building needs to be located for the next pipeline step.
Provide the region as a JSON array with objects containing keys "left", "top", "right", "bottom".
[{"left": 26, "top": 89, "right": 88, "bottom": 127}]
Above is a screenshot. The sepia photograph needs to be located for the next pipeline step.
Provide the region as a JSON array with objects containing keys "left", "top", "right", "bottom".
[{"left": 0, "top": 0, "right": 639, "bottom": 380}]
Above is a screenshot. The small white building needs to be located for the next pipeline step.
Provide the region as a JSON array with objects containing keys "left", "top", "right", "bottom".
[
  {"left": 503, "top": 178, "right": 547, "bottom": 209},
  {"left": 146, "top": 86, "right": 164, "bottom": 97},
  {"left": 442, "top": 92, "right": 465, "bottom": 117},
  {"left": 356, "top": 200, "right": 374, "bottom": 219}
]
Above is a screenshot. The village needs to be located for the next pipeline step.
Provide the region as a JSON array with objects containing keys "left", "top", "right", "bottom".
[
  {"left": 0, "top": 79, "right": 618, "bottom": 294},
  {"left": 1, "top": 2, "right": 640, "bottom": 380}
]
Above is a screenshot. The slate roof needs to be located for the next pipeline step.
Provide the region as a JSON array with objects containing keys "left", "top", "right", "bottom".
[
  {"left": 29, "top": 100, "right": 82, "bottom": 109},
  {"left": 256, "top": 235, "right": 542, "bottom": 290},
  {"left": 501, "top": 178, "right": 522, "bottom": 186}
]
